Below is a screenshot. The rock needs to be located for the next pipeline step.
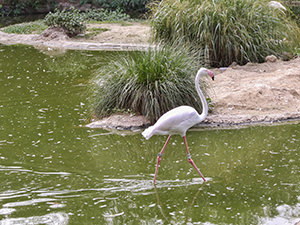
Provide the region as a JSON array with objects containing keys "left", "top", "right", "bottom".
[
  {"left": 229, "top": 62, "right": 238, "bottom": 68},
  {"left": 265, "top": 55, "right": 277, "bottom": 62},
  {"left": 281, "top": 52, "right": 294, "bottom": 61}
]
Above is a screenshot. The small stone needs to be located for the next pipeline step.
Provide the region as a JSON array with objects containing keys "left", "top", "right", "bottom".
[{"left": 265, "top": 55, "right": 277, "bottom": 62}]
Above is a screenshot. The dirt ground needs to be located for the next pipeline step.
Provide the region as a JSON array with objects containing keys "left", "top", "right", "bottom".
[
  {"left": 207, "top": 58, "right": 300, "bottom": 126},
  {"left": 83, "top": 22, "right": 151, "bottom": 44},
  {"left": 1, "top": 22, "right": 299, "bottom": 129},
  {"left": 0, "top": 22, "right": 152, "bottom": 51}
]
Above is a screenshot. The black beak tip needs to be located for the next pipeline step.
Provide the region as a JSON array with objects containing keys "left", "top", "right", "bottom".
[{"left": 212, "top": 76, "right": 215, "bottom": 81}]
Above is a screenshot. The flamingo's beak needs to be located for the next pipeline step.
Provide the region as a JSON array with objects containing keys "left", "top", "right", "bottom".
[{"left": 207, "top": 70, "right": 215, "bottom": 81}]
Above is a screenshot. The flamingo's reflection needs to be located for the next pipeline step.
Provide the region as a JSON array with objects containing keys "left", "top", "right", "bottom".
[{"left": 154, "top": 184, "right": 203, "bottom": 223}]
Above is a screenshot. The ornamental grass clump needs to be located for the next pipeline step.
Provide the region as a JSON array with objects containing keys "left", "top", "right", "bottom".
[
  {"left": 151, "top": 0, "right": 300, "bottom": 67},
  {"left": 92, "top": 46, "right": 205, "bottom": 124}
]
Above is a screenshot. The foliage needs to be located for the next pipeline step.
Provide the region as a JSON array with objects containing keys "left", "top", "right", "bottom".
[
  {"left": 0, "top": 4, "right": 3, "bottom": 17},
  {"left": 91, "top": 0, "right": 149, "bottom": 14},
  {"left": 283, "top": 1, "right": 300, "bottom": 26},
  {"left": 83, "top": 8, "right": 131, "bottom": 21},
  {"left": 1, "top": 0, "right": 149, "bottom": 17},
  {"left": 151, "top": 0, "right": 300, "bottom": 67},
  {"left": 294, "top": 47, "right": 300, "bottom": 56},
  {"left": 44, "top": 7, "right": 86, "bottom": 37},
  {"left": 2, "top": 0, "right": 48, "bottom": 16},
  {"left": 2, "top": 8, "right": 132, "bottom": 35},
  {"left": 2, "top": 20, "right": 47, "bottom": 34},
  {"left": 92, "top": 45, "right": 207, "bottom": 124}
]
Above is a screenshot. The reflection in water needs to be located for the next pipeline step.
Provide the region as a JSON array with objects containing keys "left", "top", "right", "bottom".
[
  {"left": 0, "top": 44, "right": 299, "bottom": 224},
  {"left": 154, "top": 185, "right": 203, "bottom": 224}
]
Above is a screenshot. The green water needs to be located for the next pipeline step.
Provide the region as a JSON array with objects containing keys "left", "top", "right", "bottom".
[{"left": 0, "top": 44, "right": 299, "bottom": 225}]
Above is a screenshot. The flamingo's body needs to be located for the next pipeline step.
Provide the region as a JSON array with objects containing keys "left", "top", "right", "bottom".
[
  {"left": 142, "top": 68, "right": 214, "bottom": 184},
  {"left": 142, "top": 106, "right": 202, "bottom": 139}
]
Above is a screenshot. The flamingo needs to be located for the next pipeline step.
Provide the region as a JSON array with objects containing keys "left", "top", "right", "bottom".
[{"left": 142, "top": 67, "right": 215, "bottom": 184}]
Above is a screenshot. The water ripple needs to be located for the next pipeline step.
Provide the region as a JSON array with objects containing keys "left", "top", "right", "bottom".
[
  {"left": 3, "top": 198, "right": 57, "bottom": 208},
  {"left": 0, "top": 212, "right": 69, "bottom": 225},
  {"left": 0, "top": 165, "right": 71, "bottom": 176}
]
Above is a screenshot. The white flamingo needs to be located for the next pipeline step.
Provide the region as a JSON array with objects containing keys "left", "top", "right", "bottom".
[{"left": 142, "top": 68, "right": 215, "bottom": 184}]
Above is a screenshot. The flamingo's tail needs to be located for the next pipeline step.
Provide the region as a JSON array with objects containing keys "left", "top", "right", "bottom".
[{"left": 142, "top": 126, "right": 155, "bottom": 140}]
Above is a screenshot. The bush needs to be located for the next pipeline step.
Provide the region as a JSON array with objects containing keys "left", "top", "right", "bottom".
[
  {"left": 92, "top": 46, "right": 206, "bottom": 123},
  {"left": 44, "top": 8, "right": 86, "bottom": 37},
  {"left": 93, "top": 0, "right": 149, "bottom": 14},
  {"left": 151, "top": 0, "right": 300, "bottom": 67},
  {"left": 84, "top": 8, "right": 131, "bottom": 21},
  {"left": 1, "top": 0, "right": 48, "bottom": 16}
]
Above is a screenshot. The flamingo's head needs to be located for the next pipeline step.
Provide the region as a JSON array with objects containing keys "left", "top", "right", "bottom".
[
  {"left": 206, "top": 69, "right": 215, "bottom": 81},
  {"left": 198, "top": 67, "right": 215, "bottom": 81}
]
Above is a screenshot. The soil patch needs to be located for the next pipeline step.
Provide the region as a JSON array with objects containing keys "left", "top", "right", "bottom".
[
  {"left": 81, "top": 22, "right": 151, "bottom": 44},
  {"left": 37, "top": 27, "right": 69, "bottom": 41},
  {"left": 0, "top": 22, "right": 152, "bottom": 51},
  {"left": 206, "top": 57, "right": 300, "bottom": 126}
]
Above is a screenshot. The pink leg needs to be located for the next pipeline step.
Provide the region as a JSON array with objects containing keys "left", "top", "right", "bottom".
[
  {"left": 183, "top": 136, "right": 207, "bottom": 182},
  {"left": 153, "top": 135, "right": 172, "bottom": 184}
]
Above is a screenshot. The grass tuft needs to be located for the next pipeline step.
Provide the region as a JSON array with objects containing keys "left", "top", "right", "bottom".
[
  {"left": 92, "top": 45, "right": 207, "bottom": 124},
  {"left": 2, "top": 20, "right": 47, "bottom": 34}
]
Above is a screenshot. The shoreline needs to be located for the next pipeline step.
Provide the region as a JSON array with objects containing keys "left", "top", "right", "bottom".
[
  {"left": 1, "top": 25, "right": 299, "bottom": 130},
  {"left": 86, "top": 113, "right": 300, "bottom": 131},
  {"left": 0, "top": 31, "right": 153, "bottom": 51}
]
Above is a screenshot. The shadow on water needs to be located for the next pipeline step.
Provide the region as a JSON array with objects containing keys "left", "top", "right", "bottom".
[{"left": 0, "top": 44, "right": 299, "bottom": 224}]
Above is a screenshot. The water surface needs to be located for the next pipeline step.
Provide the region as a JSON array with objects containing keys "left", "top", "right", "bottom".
[{"left": 0, "top": 44, "right": 299, "bottom": 224}]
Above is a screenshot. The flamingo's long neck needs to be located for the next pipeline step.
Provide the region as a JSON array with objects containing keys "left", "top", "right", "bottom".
[{"left": 195, "top": 70, "right": 208, "bottom": 122}]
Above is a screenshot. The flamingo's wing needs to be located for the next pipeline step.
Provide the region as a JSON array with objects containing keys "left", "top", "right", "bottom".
[{"left": 152, "top": 106, "right": 200, "bottom": 136}]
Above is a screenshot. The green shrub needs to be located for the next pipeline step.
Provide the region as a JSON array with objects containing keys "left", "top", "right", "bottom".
[
  {"left": 284, "top": 1, "right": 300, "bottom": 26},
  {"left": 92, "top": 46, "right": 206, "bottom": 123},
  {"left": 2, "top": 0, "right": 48, "bottom": 16},
  {"left": 84, "top": 8, "right": 131, "bottom": 22},
  {"left": 92, "top": 0, "right": 149, "bottom": 14},
  {"left": 2, "top": 20, "right": 47, "bottom": 34},
  {"left": 151, "top": 0, "right": 300, "bottom": 67},
  {"left": 44, "top": 8, "right": 86, "bottom": 37}
]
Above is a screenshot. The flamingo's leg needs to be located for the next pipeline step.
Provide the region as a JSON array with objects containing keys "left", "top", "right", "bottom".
[
  {"left": 153, "top": 135, "right": 172, "bottom": 184},
  {"left": 183, "top": 136, "right": 207, "bottom": 182}
]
